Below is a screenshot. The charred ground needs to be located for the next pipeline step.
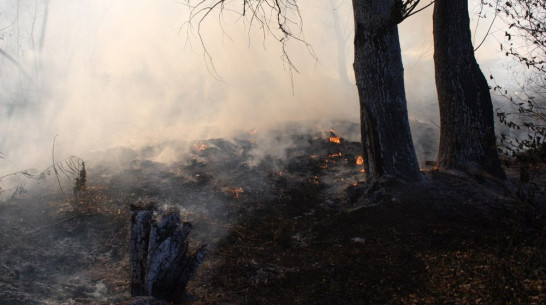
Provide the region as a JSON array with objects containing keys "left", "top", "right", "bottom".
[{"left": 0, "top": 123, "right": 545, "bottom": 304}]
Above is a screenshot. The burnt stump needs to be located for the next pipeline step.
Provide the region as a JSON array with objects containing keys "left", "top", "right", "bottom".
[{"left": 130, "top": 202, "right": 207, "bottom": 304}]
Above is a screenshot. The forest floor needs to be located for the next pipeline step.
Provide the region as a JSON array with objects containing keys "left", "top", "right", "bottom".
[{"left": 0, "top": 124, "right": 545, "bottom": 305}]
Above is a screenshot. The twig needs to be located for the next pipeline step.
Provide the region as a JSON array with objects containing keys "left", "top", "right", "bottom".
[
  {"left": 474, "top": 1, "right": 498, "bottom": 51},
  {"left": 23, "top": 213, "right": 97, "bottom": 237},
  {"left": 404, "top": 1, "right": 435, "bottom": 20}
]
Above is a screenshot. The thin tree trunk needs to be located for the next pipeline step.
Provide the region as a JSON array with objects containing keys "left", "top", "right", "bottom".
[
  {"left": 352, "top": 0, "right": 422, "bottom": 183},
  {"left": 329, "top": 0, "right": 351, "bottom": 86},
  {"left": 433, "top": 0, "right": 506, "bottom": 180}
]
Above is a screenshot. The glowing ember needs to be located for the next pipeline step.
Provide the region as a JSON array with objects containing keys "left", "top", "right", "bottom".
[
  {"left": 193, "top": 143, "right": 207, "bottom": 151},
  {"left": 329, "top": 129, "right": 342, "bottom": 144},
  {"left": 229, "top": 187, "right": 244, "bottom": 199},
  {"left": 356, "top": 156, "right": 364, "bottom": 165},
  {"left": 329, "top": 152, "right": 343, "bottom": 158},
  {"left": 329, "top": 136, "right": 341, "bottom": 144}
]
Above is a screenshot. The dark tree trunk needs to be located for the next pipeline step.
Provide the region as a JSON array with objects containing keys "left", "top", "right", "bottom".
[
  {"left": 433, "top": 0, "right": 506, "bottom": 180},
  {"left": 130, "top": 202, "right": 207, "bottom": 304},
  {"left": 352, "top": 0, "right": 422, "bottom": 183}
]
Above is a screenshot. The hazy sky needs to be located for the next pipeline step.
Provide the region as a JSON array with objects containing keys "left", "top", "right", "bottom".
[{"left": 0, "top": 0, "right": 514, "bottom": 172}]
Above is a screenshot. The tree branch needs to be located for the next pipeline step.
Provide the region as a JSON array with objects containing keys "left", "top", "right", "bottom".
[{"left": 0, "top": 48, "right": 33, "bottom": 81}]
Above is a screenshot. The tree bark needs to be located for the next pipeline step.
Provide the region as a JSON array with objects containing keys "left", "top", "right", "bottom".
[
  {"left": 433, "top": 0, "right": 506, "bottom": 180},
  {"left": 352, "top": 0, "right": 422, "bottom": 183}
]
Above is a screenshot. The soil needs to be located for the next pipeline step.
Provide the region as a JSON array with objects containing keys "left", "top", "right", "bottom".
[{"left": 0, "top": 126, "right": 545, "bottom": 305}]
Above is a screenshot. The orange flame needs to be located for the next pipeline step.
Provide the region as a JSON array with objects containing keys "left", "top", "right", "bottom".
[
  {"left": 329, "top": 129, "right": 342, "bottom": 144},
  {"left": 193, "top": 143, "right": 207, "bottom": 151},
  {"left": 329, "top": 136, "right": 341, "bottom": 144},
  {"left": 356, "top": 156, "right": 364, "bottom": 165}
]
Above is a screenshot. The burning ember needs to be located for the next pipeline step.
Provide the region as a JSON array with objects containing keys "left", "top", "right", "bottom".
[
  {"left": 329, "top": 152, "right": 343, "bottom": 158},
  {"left": 356, "top": 156, "right": 364, "bottom": 165},
  {"left": 228, "top": 187, "right": 244, "bottom": 199},
  {"left": 193, "top": 143, "right": 207, "bottom": 151},
  {"left": 329, "top": 129, "right": 342, "bottom": 144},
  {"left": 329, "top": 136, "right": 341, "bottom": 144}
]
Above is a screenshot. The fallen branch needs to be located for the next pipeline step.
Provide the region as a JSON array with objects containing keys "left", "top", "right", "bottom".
[{"left": 23, "top": 213, "right": 97, "bottom": 237}]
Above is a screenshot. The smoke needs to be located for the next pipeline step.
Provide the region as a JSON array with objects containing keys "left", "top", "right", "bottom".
[{"left": 0, "top": 0, "right": 511, "bottom": 176}]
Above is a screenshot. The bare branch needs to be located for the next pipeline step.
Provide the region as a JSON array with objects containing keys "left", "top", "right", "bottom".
[
  {"left": 474, "top": 1, "right": 498, "bottom": 51},
  {"left": 404, "top": 1, "right": 434, "bottom": 19},
  {"left": 181, "top": 0, "right": 316, "bottom": 80}
]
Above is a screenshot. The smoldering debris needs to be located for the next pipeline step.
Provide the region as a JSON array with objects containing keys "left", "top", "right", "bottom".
[
  {"left": 0, "top": 122, "right": 370, "bottom": 304},
  {"left": 0, "top": 121, "right": 445, "bottom": 304}
]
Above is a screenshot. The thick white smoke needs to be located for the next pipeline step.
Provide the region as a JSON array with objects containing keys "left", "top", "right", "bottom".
[{"left": 0, "top": 0, "right": 511, "bottom": 176}]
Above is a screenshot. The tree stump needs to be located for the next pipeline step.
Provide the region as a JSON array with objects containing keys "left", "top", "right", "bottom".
[{"left": 130, "top": 202, "right": 207, "bottom": 304}]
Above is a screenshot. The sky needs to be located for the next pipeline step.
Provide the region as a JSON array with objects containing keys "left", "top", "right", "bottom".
[{"left": 0, "top": 0, "right": 515, "bottom": 174}]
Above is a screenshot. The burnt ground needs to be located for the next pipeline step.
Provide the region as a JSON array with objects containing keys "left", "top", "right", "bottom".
[{"left": 0, "top": 124, "right": 545, "bottom": 305}]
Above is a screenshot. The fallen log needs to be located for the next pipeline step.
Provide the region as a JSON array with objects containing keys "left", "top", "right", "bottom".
[{"left": 130, "top": 202, "right": 207, "bottom": 304}]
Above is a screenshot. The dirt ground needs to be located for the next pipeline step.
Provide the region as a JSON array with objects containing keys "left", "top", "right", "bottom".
[{"left": 0, "top": 127, "right": 545, "bottom": 305}]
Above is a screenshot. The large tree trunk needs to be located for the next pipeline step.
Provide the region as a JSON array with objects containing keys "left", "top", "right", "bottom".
[
  {"left": 433, "top": 0, "right": 506, "bottom": 180},
  {"left": 352, "top": 0, "right": 422, "bottom": 183}
]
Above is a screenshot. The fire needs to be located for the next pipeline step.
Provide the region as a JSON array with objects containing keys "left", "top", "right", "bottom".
[
  {"left": 329, "top": 136, "right": 341, "bottom": 144},
  {"left": 356, "top": 156, "right": 364, "bottom": 165},
  {"left": 329, "top": 129, "right": 342, "bottom": 144},
  {"left": 329, "top": 152, "right": 342, "bottom": 158},
  {"left": 229, "top": 187, "right": 244, "bottom": 199},
  {"left": 193, "top": 143, "right": 207, "bottom": 151}
]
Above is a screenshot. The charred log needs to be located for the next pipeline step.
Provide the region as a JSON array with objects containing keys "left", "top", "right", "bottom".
[
  {"left": 130, "top": 202, "right": 207, "bottom": 304},
  {"left": 130, "top": 203, "right": 155, "bottom": 296}
]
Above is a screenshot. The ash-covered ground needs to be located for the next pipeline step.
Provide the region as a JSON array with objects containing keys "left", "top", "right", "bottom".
[{"left": 1, "top": 121, "right": 545, "bottom": 305}]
